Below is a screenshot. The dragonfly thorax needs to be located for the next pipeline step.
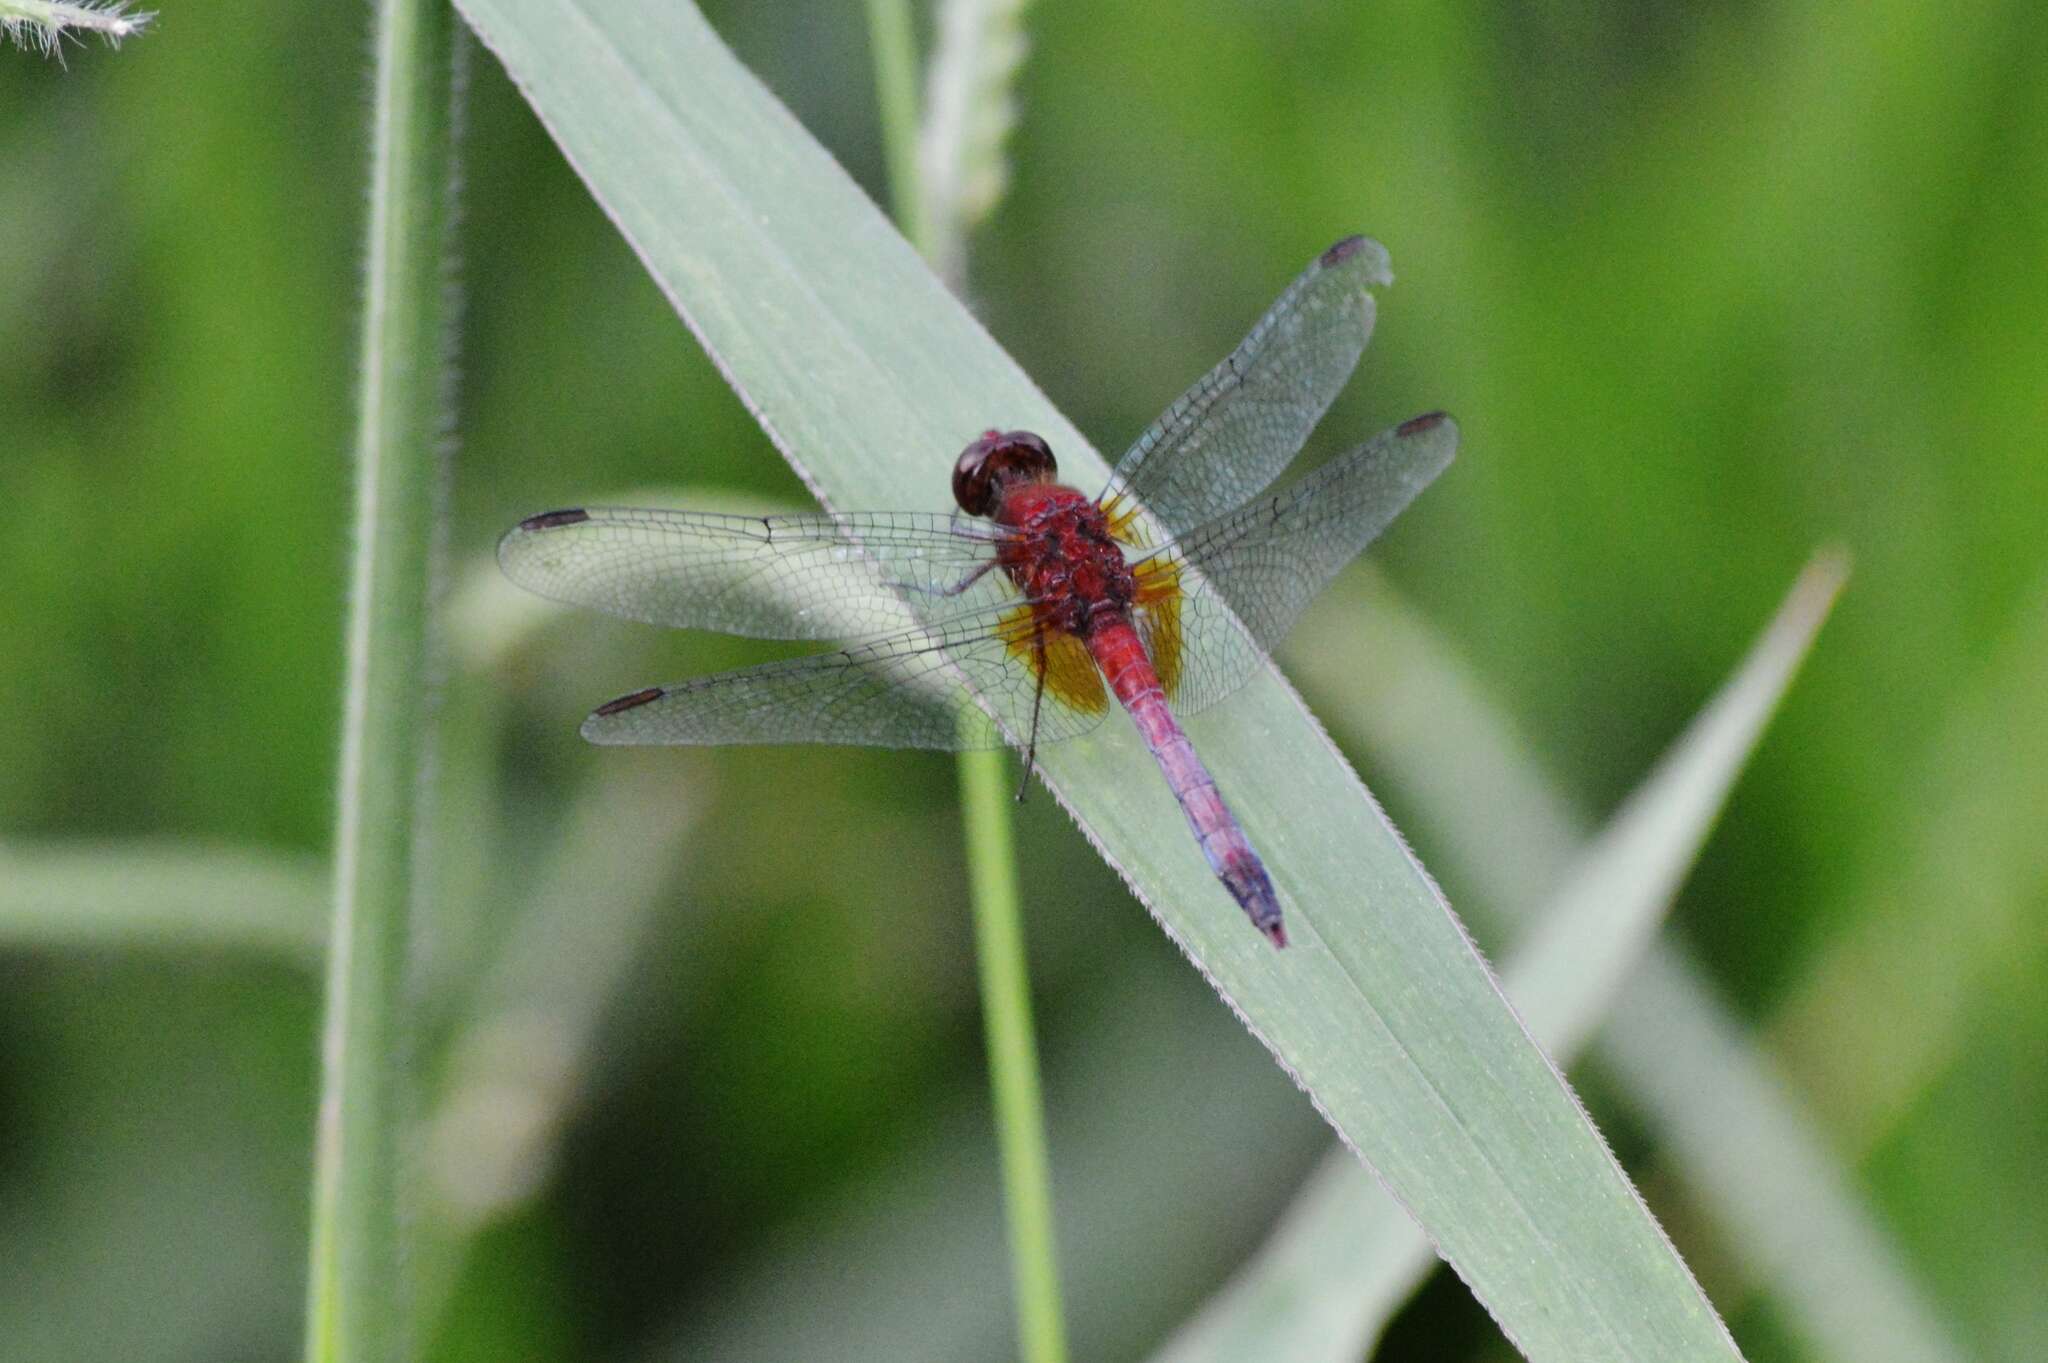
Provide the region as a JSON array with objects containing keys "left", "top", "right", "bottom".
[{"left": 996, "top": 488, "right": 1139, "bottom": 638}]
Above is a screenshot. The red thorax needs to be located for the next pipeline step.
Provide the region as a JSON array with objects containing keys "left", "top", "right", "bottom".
[{"left": 991, "top": 481, "right": 1141, "bottom": 641}]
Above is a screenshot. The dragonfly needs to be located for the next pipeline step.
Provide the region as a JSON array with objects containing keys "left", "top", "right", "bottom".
[{"left": 499, "top": 236, "right": 1457, "bottom": 948}]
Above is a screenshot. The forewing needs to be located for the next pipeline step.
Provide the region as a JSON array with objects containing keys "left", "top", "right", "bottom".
[
  {"left": 1139, "top": 411, "right": 1459, "bottom": 717},
  {"left": 581, "top": 604, "right": 1113, "bottom": 751},
  {"left": 1101, "top": 236, "right": 1391, "bottom": 542},
  {"left": 497, "top": 506, "right": 1014, "bottom": 641}
]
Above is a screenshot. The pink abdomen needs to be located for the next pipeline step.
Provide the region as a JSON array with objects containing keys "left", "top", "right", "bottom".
[{"left": 1085, "top": 615, "right": 1287, "bottom": 947}]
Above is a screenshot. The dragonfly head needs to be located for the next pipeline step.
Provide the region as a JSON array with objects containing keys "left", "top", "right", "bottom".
[{"left": 953, "top": 429, "right": 1057, "bottom": 517}]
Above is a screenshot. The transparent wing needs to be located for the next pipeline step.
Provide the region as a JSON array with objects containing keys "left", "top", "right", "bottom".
[
  {"left": 579, "top": 601, "right": 1113, "bottom": 752},
  {"left": 1100, "top": 235, "right": 1391, "bottom": 542},
  {"left": 1138, "top": 412, "right": 1459, "bottom": 717},
  {"left": 497, "top": 506, "right": 1016, "bottom": 641}
]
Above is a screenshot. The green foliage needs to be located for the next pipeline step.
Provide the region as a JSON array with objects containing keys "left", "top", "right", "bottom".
[
  {"left": 1, "top": 1, "right": 2041, "bottom": 1360},
  {"left": 306, "top": 0, "right": 463, "bottom": 1358},
  {"left": 0, "top": 841, "right": 324, "bottom": 958}
]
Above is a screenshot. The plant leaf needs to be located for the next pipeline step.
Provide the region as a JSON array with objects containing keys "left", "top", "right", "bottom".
[
  {"left": 305, "top": 0, "right": 463, "bottom": 1357},
  {"left": 1769, "top": 573, "right": 2048, "bottom": 1148},
  {"left": 451, "top": 2, "right": 1745, "bottom": 1355},
  {"left": 1283, "top": 560, "right": 1969, "bottom": 1363},
  {"left": 415, "top": 758, "right": 706, "bottom": 1328},
  {"left": 0, "top": 840, "right": 325, "bottom": 961},
  {"left": 1151, "top": 553, "right": 1847, "bottom": 1363}
]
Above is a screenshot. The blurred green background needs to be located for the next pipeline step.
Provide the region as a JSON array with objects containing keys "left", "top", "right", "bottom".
[{"left": 2, "top": 1, "right": 2042, "bottom": 1360}]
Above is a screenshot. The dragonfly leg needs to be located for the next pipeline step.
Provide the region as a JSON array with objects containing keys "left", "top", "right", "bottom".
[
  {"left": 1015, "top": 633, "right": 1048, "bottom": 804},
  {"left": 939, "top": 558, "right": 999, "bottom": 597},
  {"left": 890, "top": 557, "right": 998, "bottom": 601}
]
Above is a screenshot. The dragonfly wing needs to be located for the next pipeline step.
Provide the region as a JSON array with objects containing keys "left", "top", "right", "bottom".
[
  {"left": 1140, "top": 411, "right": 1458, "bottom": 717},
  {"left": 582, "top": 604, "right": 1114, "bottom": 752},
  {"left": 1101, "top": 236, "right": 1391, "bottom": 542},
  {"left": 498, "top": 507, "right": 1015, "bottom": 641}
]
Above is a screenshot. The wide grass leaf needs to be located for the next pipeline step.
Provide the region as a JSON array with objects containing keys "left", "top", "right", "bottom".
[{"left": 451, "top": 2, "right": 1743, "bottom": 1356}]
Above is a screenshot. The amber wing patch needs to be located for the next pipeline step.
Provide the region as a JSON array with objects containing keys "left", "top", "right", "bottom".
[
  {"left": 1133, "top": 559, "right": 1185, "bottom": 700},
  {"left": 1102, "top": 495, "right": 1154, "bottom": 549},
  {"left": 996, "top": 607, "right": 1108, "bottom": 715}
]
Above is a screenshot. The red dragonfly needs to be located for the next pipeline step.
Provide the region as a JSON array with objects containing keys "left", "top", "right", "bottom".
[{"left": 499, "top": 237, "right": 1456, "bottom": 947}]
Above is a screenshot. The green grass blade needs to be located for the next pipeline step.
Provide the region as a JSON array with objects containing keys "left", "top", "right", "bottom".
[
  {"left": 1770, "top": 574, "right": 2048, "bottom": 1149},
  {"left": 1151, "top": 554, "right": 1846, "bottom": 1363},
  {"left": 916, "top": 0, "right": 1033, "bottom": 281},
  {"left": 450, "top": 3, "right": 1744, "bottom": 1354},
  {"left": 957, "top": 726, "right": 1069, "bottom": 1363},
  {"left": 415, "top": 758, "right": 705, "bottom": 1330},
  {"left": 652, "top": 953, "right": 1322, "bottom": 1363},
  {"left": 1503, "top": 553, "right": 1848, "bottom": 1050},
  {"left": 306, "top": 0, "right": 461, "bottom": 1357},
  {"left": 1602, "top": 953, "right": 1970, "bottom": 1363},
  {"left": 862, "top": 0, "right": 926, "bottom": 246},
  {"left": 1299, "top": 567, "right": 1969, "bottom": 1363},
  {"left": 0, "top": 840, "right": 324, "bottom": 961}
]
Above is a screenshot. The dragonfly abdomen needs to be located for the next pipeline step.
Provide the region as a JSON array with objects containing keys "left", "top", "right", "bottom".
[{"left": 1087, "top": 615, "right": 1287, "bottom": 947}]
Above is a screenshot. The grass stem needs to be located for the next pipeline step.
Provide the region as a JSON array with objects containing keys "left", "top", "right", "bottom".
[
  {"left": 862, "top": 0, "right": 928, "bottom": 248},
  {"left": 959, "top": 742, "right": 1069, "bottom": 1363},
  {"left": 305, "top": 0, "right": 461, "bottom": 1358},
  {"left": 866, "top": 6, "right": 1068, "bottom": 1358}
]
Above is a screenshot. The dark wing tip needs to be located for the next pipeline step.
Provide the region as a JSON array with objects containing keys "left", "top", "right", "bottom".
[
  {"left": 1320, "top": 234, "right": 1370, "bottom": 267},
  {"left": 591, "top": 686, "right": 665, "bottom": 718},
  {"left": 1396, "top": 410, "right": 1452, "bottom": 438},
  {"left": 1314, "top": 234, "right": 1393, "bottom": 289},
  {"left": 517, "top": 508, "right": 592, "bottom": 532}
]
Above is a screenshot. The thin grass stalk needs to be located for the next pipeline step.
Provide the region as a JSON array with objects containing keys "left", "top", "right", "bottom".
[
  {"left": 0, "top": 841, "right": 326, "bottom": 961},
  {"left": 305, "top": 0, "right": 462, "bottom": 1357},
  {"left": 866, "top": 7, "right": 1067, "bottom": 1359},
  {"left": 863, "top": 0, "right": 928, "bottom": 248},
  {"left": 959, "top": 736, "right": 1069, "bottom": 1363}
]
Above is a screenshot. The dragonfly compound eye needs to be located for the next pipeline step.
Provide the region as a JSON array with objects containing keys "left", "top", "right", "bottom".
[{"left": 952, "top": 429, "right": 1058, "bottom": 516}]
